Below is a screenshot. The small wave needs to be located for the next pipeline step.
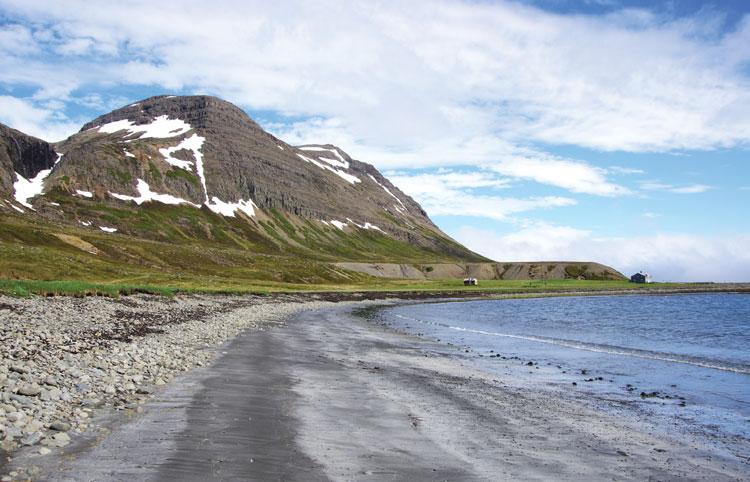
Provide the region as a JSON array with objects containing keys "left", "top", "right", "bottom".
[{"left": 392, "top": 314, "right": 750, "bottom": 375}]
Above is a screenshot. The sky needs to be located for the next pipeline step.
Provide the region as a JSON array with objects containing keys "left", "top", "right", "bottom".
[{"left": 0, "top": 0, "right": 748, "bottom": 281}]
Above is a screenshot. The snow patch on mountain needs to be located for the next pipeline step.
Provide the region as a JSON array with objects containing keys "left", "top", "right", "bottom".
[
  {"left": 149, "top": 128, "right": 258, "bottom": 218},
  {"left": 295, "top": 153, "right": 360, "bottom": 185},
  {"left": 159, "top": 134, "right": 204, "bottom": 170},
  {"left": 76, "top": 190, "right": 93, "bottom": 198},
  {"left": 367, "top": 174, "right": 406, "bottom": 210},
  {"left": 328, "top": 218, "right": 383, "bottom": 232},
  {"left": 330, "top": 220, "right": 347, "bottom": 230},
  {"left": 298, "top": 146, "right": 349, "bottom": 168},
  {"left": 346, "top": 217, "right": 384, "bottom": 232},
  {"left": 97, "top": 115, "right": 192, "bottom": 139},
  {"left": 13, "top": 153, "right": 62, "bottom": 209},
  {"left": 99, "top": 226, "right": 117, "bottom": 233},
  {"left": 110, "top": 179, "right": 199, "bottom": 207},
  {"left": 206, "top": 196, "right": 257, "bottom": 217}
]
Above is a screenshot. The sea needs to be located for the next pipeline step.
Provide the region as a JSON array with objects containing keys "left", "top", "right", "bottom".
[{"left": 376, "top": 293, "right": 750, "bottom": 461}]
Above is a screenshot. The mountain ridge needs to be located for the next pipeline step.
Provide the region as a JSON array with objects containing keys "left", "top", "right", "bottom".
[
  {"left": 0, "top": 94, "right": 626, "bottom": 283},
  {"left": 1, "top": 94, "right": 487, "bottom": 263}
]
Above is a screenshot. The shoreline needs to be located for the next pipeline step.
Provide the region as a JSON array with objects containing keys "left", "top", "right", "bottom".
[
  {"left": 0, "top": 292, "right": 747, "bottom": 480},
  {"left": 374, "top": 295, "right": 750, "bottom": 468},
  {"left": 0, "top": 293, "right": 331, "bottom": 481},
  {"left": 2, "top": 292, "right": 748, "bottom": 480}
]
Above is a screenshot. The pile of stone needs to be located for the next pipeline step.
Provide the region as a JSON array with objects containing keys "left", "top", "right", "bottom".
[{"left": 0, "top": 293, "right": 321, "bottom": 459}]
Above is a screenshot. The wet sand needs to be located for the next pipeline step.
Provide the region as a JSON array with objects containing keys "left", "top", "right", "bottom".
[{"left": 14, "top": 301, "right": 748, "bottom": 481}]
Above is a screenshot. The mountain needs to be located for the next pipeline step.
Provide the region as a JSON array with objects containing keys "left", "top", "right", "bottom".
[
  {"left": 0, "top": 124, "right": 58, "bottom": 207},
  {"left": 0, "top": 95, "right": 624, "bottom": 287}
]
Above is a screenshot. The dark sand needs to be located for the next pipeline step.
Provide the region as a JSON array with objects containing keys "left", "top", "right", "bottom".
[{"left": 14, "top": 302, "right": 748, "bottom": 481}]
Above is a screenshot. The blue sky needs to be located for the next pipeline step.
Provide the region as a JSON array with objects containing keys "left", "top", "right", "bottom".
[{"left": 0, "top": 0, "right": 748, "bottom": 281}]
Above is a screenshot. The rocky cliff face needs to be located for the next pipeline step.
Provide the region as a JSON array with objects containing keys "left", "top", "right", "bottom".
[
  {"left": 0, "top": 124, "right": 58, "bottom": 203},
  {"left": 1, "top": 95, "right": 484, "bottom": 262}
]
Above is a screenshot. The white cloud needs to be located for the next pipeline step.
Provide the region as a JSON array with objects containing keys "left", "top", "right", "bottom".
[
  {"left": 453, "top": 223, "right": 750, "bottom": 282},
  {"left": 275, "top": 120, "right": 630, "bottom": 196},
  {"left": 640, "top": 181, "right": 713, "bottom": 194},
  {"left": 608, "top": 166, "right": 644, "bottom": 175},
  {"left": 387, "top": 170, "right": 513, "bottom": 191},
  {"left": 0, "top": 24, "right": 39, "bottom": 55},
  {"left": 388, "top": 170, "right": 575, "bottom": 221},
  {"left": 0, "top": 96, "right": 79, "bottom": 142},
  {"left": 0, "top": 0, "right": 747, "bottom": 164},
  {"left": 669, "top": 184, "right": 713, "bottom": 194},
  {"left": 489, "top": 156, "right": 631, "bottom": 196}
]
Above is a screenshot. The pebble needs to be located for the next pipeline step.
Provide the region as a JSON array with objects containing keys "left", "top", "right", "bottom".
[
  {"left": 49, "top": 421, "right": 71, "bottom": 432},
  {"left": 7, "top": 412, "right": 24, "bottom": 423},
  {"left": 0, "top": 292, "right": 318, "bottom": 471},
  {"left": 17, "top": 384, "right": 42, "bottom": 397},
  {"left": 43, "top": 432, "right": 70, "bottom": 447},
  {"left": 20, "top": 432, "right": 42, "bottom": 446}
]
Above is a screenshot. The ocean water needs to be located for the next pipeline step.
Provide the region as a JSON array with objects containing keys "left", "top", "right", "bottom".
[{"left": 378, "top": 293, "right": 750, "bottom": 458}]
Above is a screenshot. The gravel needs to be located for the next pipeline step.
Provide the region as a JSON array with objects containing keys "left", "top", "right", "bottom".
[{"left": 0, "top": 292, "right": 328, "bottom": 470}]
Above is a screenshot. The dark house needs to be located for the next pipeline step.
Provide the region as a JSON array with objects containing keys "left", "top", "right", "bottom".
[{"left": 630, "top": 272, "right": 649, "bottom": 283}]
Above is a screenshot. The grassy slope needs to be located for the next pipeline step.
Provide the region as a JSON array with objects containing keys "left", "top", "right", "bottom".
[
  {"left": 3, "top": 200, "right": 720, "bottom": 298},
  {"left": 0, "top": 197, "right": 484, "bottom": 295}
]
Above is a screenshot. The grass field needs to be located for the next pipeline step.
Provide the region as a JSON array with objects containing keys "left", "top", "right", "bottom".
[
  {"left": 0, "top": 208, "right": 738, "bottom": 298},
  {"left": 0, "top": 276, "right": 725, "bottom": 298}
]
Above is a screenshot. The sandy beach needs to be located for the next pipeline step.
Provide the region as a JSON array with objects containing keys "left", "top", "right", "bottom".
[{"left": 2, "top": 296, "right": 747, "bottom": 481}]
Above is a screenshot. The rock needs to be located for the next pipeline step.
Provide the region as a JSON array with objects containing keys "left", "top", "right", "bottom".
[
  {"left": 74, "top": 383, "right": 90, "bottom": 393},
  {"left": 9, "top": 394, "right": 34, "bottom": 406},
  {"left": 17, "top": 384, "right": 42, "bottom": 397},
  {"left": 38, "top": 446, "right": 52, "bottom": 455},
  {"left": 20, "top": 432, "right": 42, "bottom": 446},
  {"left": 7, "top": 411, "right": 24, "bottom": 423},
  {"left": 0, "top": 291, "right": 310, "bottom": 461},
  {"left": 81, "top": 398, "right": 102, "bottom": 408},
  {"left": 39, "top": 388, "right": 57, "bottom": 401},
  {"left": 43, "top": 432, "right": 70, "bottom": 447},
  {"left": 4, "top": 426, "right": 22, "bottom": 438},
  {"left": 43, "top": 376, "right": 58, "bottom": 386},
  {"left": 49, "top": 421, "right": 71, "bottom": 432},
  {"left": 24, "top": 420, "right": 43, "bottom": 433},
  {"left": 9, "top": 365, "right": 29, "bottom": 374},
  {"left": 39, "top": 389, "right": 51, "bottom": 401}
]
